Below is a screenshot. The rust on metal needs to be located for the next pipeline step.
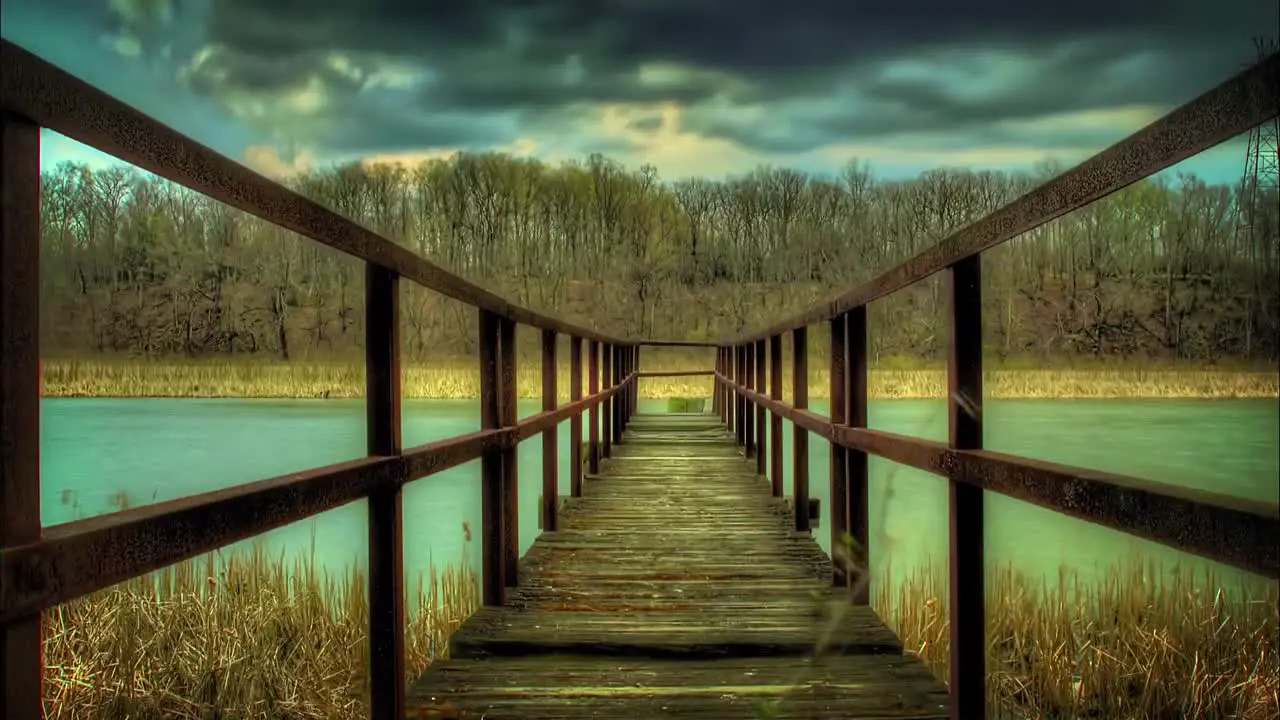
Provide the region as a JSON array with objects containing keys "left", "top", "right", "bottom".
[
  {"left": 478, "top": 310, "right": 505, "bottom": 605},
  {"left": 829, "top": 314, "right": 849, "bottom": 588},
  {"left": 744, "top": 343, "right": 756, "bottom": 458},
  {"left": 947, "top": 256, "right": 985, "bottom": 720},
  {"left": 498, "top": 317, "right": 518, "bottom": 589},
  {"left": 755, "top": 340, "right": 767, "bottom": 477},
  {"left": 792, "top": 327, "right": 810, "bottom": 533},
  {"left": 365, "top": 264, "right": 405, "bottom": 720},
  {"left": 541, "top": 329, "right": 558, "bottom": 532},
  {"left": 589, "top": 341, "right": 601, "bottom": 474},
  {"left": 602, "top": 344, "right": 613, "bottom": 459},
  {"left": 721, "top": 51, "right": 1280, "bottom": 346},
  {"left": 0, "top": 110, "right": 42, "bottom": 720},
  {"left": 847, "top": 306, "right": 870, "bottom": 605},
  {"left": 768, "top": 336, "right": 784, "bottom": 498},
  {"left": 570, "top": 337, "right": 584, "bottom": 497}
]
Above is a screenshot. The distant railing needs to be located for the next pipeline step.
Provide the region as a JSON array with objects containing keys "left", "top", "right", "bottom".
[
  {"left": 710, "top": 50, "right": 1280, "bottom": 720},
  {"left": 0, "top": 39, "right": 712, "bottom": 720}
]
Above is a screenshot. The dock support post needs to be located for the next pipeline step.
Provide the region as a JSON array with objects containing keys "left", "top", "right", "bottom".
[
  {"left": 499, "top": 317, "right": 518, "bottom": 588},
  {"left": 602, "top": 343, "right": 613, "bottom": 458},
  {"left": 734, "top": 346, "right": 745, "bottom": 449},
  {"left": 792, "top": 327, "right": 809, "bottom": 532},
  {"left": 0, "top": 111, "right": 43, "bottom": 720},
  {"left": 570, "top": 336, "right": 584, "bottom": 497},
  {"left": 541, "top": 329, "right": 558, "bottom": 532},
  {"left": 366, "top": 263, "right": 405, "bottom": 720},
  {"left": 947, "top": 255, "right": 985, "bottom": 720},
  {"left": 768, "top": 335, "right": 783, "bottom": 498},
  {"left": 848, "top": 307, "right": 870, "bottom": 604},
  {"left": 742, "top": 340, "right": 747, "bottom": 453},
  {"left": 755, "top": 340, "right": 766, "bottom": 476},
  {"left": 588, "top": 341, "right": 600, "bottom": 474},
  {"left": 829, "top": 313, "right": 849, "bottom": 588},
  {"left": 478, "top": 310, "right": 504, "bottom": 605}
]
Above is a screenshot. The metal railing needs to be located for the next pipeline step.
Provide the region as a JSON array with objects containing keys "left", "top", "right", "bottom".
[
  {"left": 0, "top": 39, "right": 711, "bottom": 720},
  {"left": 708, "top": 49, "right": 1280, "bottom": 720}
]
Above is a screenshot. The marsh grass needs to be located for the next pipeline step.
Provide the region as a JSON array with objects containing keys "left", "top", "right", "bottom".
[
  {"left": 43, "top": 541, "right": 479, "bottom": 719},
  {"left": 42, "top": 359, "right": 1279, "bottom": 399},
  {"left": 875, "top": 560, "right": 1279, "bottom": 719}
]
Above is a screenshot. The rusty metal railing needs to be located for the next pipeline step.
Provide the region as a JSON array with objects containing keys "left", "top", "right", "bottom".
[
  {"left": 0, "top": 39, "right": 712, "bottom": 720},
  {"left": 711, "top": 50, "right": 1280, "bottom": 720}
]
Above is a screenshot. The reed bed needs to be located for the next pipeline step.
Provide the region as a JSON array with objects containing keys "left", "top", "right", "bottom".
[
  {"left": 42, "top": 542, "right": 479, "bottom": 720},
  {"left": 875, "top": 560, "right": 1279, "bottom": 719},
  {"left": 42, "top": 359, "right": 1279, "bottom": 399}
]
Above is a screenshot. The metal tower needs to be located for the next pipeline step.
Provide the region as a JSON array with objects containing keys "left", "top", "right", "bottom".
[{"left": 1230, "top": 37, "right": 1279, "bottom": 356}]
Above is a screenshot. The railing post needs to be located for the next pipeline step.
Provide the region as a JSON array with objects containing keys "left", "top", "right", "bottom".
[
  {"left": 848, "top": 306, "right": 870, "bottom": 604},
  {"left": 570, "top": 336, "right": 584, "bottom": 497},
  {"left": 734, "top": 345, "right": 746, "bottom": 449},
  {"left": 947, "top": 255, "right": 985, "bottom": 720},
  {"left": 829, "top": 313, "right": 849, "bottom": 588},
  {"left": 365, "top": 263, "right": 405, "bottom": 720},
  {"left": 792, "top": 327, "right": 810, "bottom": 532},
  {"left": 768, "top": 335, "right": 783, "bottom": 497},
  {"left": 588, "top": 341, "right": 600, "bottom": 474},
  {"left": 478, "top": 310, "right": 504, "bottom": 605},
  {"left": 630, "top": 345, "right": 639, "bottom": 426},
  {"left": 0, "top": 112, "right": 43, "bottom": 720},
  {"left": 602, "top": 343, "right": 613, "bottom": 458},
  {"left": 611, "top": 345, "right": 623, "bottom": 445},
  {"left": 713, "top": 347, "right": 723, "bottom": 419},
  {"left": 719, "top": 347, "right": 729, "bottom": 425},
  {"left": 498, "top": 317, "right": 518, "bottom": 588},
  {"left": 742, "top": 340, "right": 747, "bottom": 453},
  {"left": 541, "top": 329, "right": 558, "bottom": 532},
  {"left": 755, "top": 340, "right": 766, "bottom": 476}
]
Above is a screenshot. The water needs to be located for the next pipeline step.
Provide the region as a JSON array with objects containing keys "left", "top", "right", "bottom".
[{"left": 39, "top": 397, "right": 1279, "bottom": 604}]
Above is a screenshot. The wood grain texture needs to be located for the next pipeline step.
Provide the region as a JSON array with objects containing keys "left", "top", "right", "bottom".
[{"left": 408, "top": 413, "right": 949, "bottom": 719}]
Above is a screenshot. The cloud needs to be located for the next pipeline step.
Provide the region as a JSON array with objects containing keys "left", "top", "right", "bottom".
[
  {"left": 242, "top": 144, "right": 315, "bottom": 179},
  {"left": 69, "top": 0, "right": 1280, "bottom": 180}
]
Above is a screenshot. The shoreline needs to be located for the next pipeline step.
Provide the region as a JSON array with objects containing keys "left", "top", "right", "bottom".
[{"left": 40, "top": 359, "right": 1279, "bottom": 400}]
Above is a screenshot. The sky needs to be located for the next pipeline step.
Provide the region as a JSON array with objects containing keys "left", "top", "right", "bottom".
[{"left": 3, "top": 0, "right": 1276, "bottom": 186}]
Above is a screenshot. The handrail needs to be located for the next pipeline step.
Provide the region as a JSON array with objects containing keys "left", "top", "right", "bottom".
[
  {"left": 0, "top": 38, "right": 652, "bottom": 720},
  {"left": 706, "top": 50, "right": 1280, "bottom": 720},
  {"left": 0, "top": 39, "right": 629, "bottom": 346},
  {"left": 721, "top": 51, "right": 1280, "bottom": 346}
]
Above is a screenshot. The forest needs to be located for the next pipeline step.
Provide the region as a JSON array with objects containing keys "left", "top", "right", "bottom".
[{"left": 36, "top": 148, "right": 1280, "bottom": 365}]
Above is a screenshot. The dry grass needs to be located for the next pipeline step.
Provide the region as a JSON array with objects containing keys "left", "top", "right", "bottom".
[
  {"left": 43, "top": 540, "right": 479, "bottom": 720},
  {"left": 41, "top": 359, "right": 1279, "bottom": 399},
  {"left": 875, "top": 560, "right": 1279, "bottom": 719}
]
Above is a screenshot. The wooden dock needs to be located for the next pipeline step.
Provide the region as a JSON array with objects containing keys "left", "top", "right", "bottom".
[{"left": 407, "top": 413, "right": 949, "bottom": 719}]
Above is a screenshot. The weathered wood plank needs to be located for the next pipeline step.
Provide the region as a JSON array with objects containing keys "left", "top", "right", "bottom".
[{"left": 408, "top": 412, "right": 948, "bottom": 719}]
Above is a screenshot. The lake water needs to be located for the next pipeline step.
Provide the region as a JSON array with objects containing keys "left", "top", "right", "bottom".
[{"left": 39, "top": 397, "right": 1279, "bottom": 605}]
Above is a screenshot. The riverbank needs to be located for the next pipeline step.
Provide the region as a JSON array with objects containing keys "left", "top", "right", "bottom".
[
  {"left": 41, "top": 359, "right": 1279, "bottom": 399},
  {"left": 41, "top": 543, "right": 1276, "bottom": 719}
]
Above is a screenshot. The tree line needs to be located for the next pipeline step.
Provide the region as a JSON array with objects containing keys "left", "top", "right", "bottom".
[{"left": 37, "top": 149, "right": 1279, "bottom": 363}]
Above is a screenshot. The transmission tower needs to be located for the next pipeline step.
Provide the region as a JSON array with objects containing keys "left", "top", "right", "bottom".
[{"left": 1230, "top": 37, "right": 1279, "bottom": 356}]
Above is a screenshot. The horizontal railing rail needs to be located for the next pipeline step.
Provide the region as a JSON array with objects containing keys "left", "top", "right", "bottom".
[
  {"left": 0, "top": 38, "right": 655, "bottom": 720},
  {"left": 708, "top": 50, "right": 1280, "bottom": 720}
]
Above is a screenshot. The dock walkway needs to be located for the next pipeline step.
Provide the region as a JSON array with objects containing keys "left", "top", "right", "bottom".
[{"left": 408, "top": 413, "right": 949, "bottom": 719}]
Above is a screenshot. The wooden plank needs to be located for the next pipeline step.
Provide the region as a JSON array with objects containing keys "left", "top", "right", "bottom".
[
  {"left": 847, "top": 306, "right": 871, "bottom": 604},
  {"left": 0, "top": 108, "right": 42, "bottom": 720},
  {"left": 408, "top": 655, "right": 949, "bottom": 719},
  {"left": 589, "top": 342, "right": 600, "bottom": 474},
  {"left": 755, "top": 340, "right": 766, "bottom": 476},
  {"left": 829, "top": 314, "right": 849, "bottom": 588},
  {"left": 365, "top": 264, "right": 404, "bottom": 720},
  {"left": 410, "top": 412, "right": 948, "bottom": 719}
]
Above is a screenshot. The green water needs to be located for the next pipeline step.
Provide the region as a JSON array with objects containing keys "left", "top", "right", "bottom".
[{"left": 39, "top": 397, "right": 1278, "bottom": 601}]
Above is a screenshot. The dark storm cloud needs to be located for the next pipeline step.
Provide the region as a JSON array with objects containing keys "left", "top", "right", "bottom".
[{"left": 111, "top": 0, "right": 1278, "bottom": 154}]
